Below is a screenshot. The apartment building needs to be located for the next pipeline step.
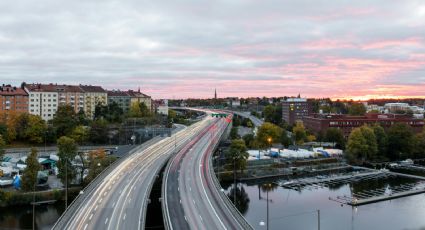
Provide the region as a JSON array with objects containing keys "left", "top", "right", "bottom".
[
  {"left": 107, "top": 90, "right": 132, "bottom": 113},
  {"left": 0, "top": 84, "right": 29, "bottom": 116},
  {"left": 25, "top": 84, "right": 59, "bottom": 121},
  {"left": 127, "top": 89, "right": 152, "bottom": 111},
  {"left": 79, "top": 85, "right": 107, "bottom": 118},
  {"left": 282, "top": 98, "right": 312, "bottom": 125}
]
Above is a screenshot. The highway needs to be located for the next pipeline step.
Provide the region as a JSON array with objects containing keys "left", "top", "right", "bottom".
[
  {"left": 53, "top": 118, "right": 214, "bottom": 230},
  {"left": 163, "top": 113, "right": 252, "bottom": 230},
  {"left": 231, "top": 111, "right": 264, "bottom": 127}
]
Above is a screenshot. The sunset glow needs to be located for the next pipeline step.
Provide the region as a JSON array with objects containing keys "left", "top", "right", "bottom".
[{"left": 0, "top": 0, "right": 424, "bottom": 99}]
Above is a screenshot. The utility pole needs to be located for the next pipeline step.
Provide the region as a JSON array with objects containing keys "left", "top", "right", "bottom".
[
  {"left": 65, "top": 162, "right": 68, "bottom": 210},
  {"left": 233, "top": 157, "right": 236, "bottom": 204},
  {"left": 317, "top": 209, "right": 320, "bottom": 230},
  {"left": 32, "top": 182, "right": 35, "bottom": 230},
  {"left": 266, "top": 189, "right": 269, "bottom": 230}
]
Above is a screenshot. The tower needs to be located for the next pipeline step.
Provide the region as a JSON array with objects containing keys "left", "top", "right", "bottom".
[{"left": 214, "top": 88, "right": 217, "bottom": 100}]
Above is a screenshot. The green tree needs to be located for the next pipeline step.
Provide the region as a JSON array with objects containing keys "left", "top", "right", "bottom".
[
  {"left": 263, "top": 105, "right": 275, "bottom": 123},
  {"left": 226, "top": 139, "right": 249, "bottom": 173},
  {"left": 70, "top": 125, "right": 89, "bottom": 145},
  {"left": 280, "top": 130, "right": 292, "bottom": 148},
  {"left": 21, "top": 148, "right": 42, "bottom": 191},
  {"left": 89, "top": 119, "right": 108, "bottom": 144},
  {"left": 139, "top": 102, "right": 151, "bottom": 117},
  {"left": 57, "top": 136, "right": 77, "bottom": 186},
  {"left": 325, "top": 128, "right": 345, "bottom": 149},
  {"left": 387, "top": 123, "right": 414, "bottom": 160},
  {"left": 242, "top": 134, "right": 254, "bottom": 148},
  {"left": 413, "top": 130, "right": 425, "bottom": 158},
  {"left": 128, "top": 102, "right": 142, "bottom": 117},
  {"left": 371, "top": 124, "right": 388, "bottom": 160},
  {"left": 24, "top": 115, "right": 47, "bottom": 144},
  {"left": 256, "top": 122, "right": 282, "bottom": 148},
  {"left": 292, "top": 122, "right": 307, "bottom": 145},
  {"left": 348, "top": 103, "right": 366, "bottom": 116},
  {"left": 346, "top": 126, "right": 378, "bottom": 164},
  {"left": 53, "top": 105, "right": 79, "bottom": 137},
  {"left": 230, "top": 127, "right": 240, "bottom": 140},
  {"left": 0, "top": 123, "right": 7, "bottom": 143}
]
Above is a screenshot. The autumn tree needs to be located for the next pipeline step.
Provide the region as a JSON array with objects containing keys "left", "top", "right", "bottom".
[
  {"left": 346, "top": 126, "right": 378, "bottom": 164},
  {"left": 292, "top": 122, "right": 307, "bottom": 145},
  {"left": 348, "top": 103, "right": 366, "bottom": 116},
  {"left": 256, "top": 122, "right": 282, "bottom": 149},
  {"left": 0, "top": 135, "right": 5, "bottom": 160}
]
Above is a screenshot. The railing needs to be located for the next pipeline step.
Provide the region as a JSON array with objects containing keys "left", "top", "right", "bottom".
[
  {"left": 52, "top": 136, "right": 162, "bottom": 230},
  {"left": 207, "top": 120, "right": 254, "bottom": 230}
]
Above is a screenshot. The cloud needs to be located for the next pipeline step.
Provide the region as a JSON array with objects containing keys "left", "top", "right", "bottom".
[{"left": 0, "top": 0, "right": 424, "bottom": 99}]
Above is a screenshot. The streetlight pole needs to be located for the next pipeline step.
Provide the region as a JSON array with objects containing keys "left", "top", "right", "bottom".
[
  {"left": 266, "top": 189, "right": 269, "bottom": 230},
  {"left": 233, "top": 157, "right": 236, "bottom": 204},
  {"left": 65, "top": 160, "right": 68, "bottom": 210}
]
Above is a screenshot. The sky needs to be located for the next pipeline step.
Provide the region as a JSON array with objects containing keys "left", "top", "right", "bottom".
[{"left": 0, "top": 1, "right": 424, "bottom": 100}]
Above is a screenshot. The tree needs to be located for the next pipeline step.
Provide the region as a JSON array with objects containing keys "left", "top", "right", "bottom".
[
  {"left": 52, "top": 105, "right": 79, "bottom": 137},
  {"left": 292, "top": 122, "right": 307, "bottom": 145},
  {"left": 0, "top": 135, "right": 5, "bottom": 160},
  {"left": 24, "top": 115, "right": 47, "bottom": 144},
  {"left": 346, "top": 126, "right": 377, "bottom": 164},
  {"left": 413, "top": 130, "right": 425, "bottom": 159},
  {"left": 263, "top": 105, "right": 275, "bottom": 123},
  {"left": 371, "top": 124, "right": 388, "bottom": 160},
  {"left": 84, "top": 149, "right": 109, "bottom": 184},
  {"left": 129, "top": 102, "right": 142, "bottom": 117},
  {"left": 94, "top": 102, "right": 124, "bottom": 123},
  {"left": 348, "top": 103, "right": 366, "bottom": 116},
  {"left": 325, "top": 128, "right": 345, "bottom": 149},
  {"left": 139, "top": 102, "right": 151, "bottom": 117},
  {"left": 230, "top": 127, "right": 240, "bottom": 140},
  {"left": 70, "top": 125, "right": 89, "bottom": 145},
  {"left": 387, "top": 123, "right": 414, "bottom": 160},
  {"left": 242, "top": 134, "right": 255, "bottom": 148},
  {"left": 57, "top": 136, "right": 77, "bottom": 186},
  {"left": 0, "top": 123, "right": 7, "bottom": 143},
  {"left": 256, "top": 122, "right": 282, "bottom": 148},
  {"left": 21, "top": 148, "right": 41, "bottom": 192},
  {"left": 280, "top": 130, "right": 292, "bottom": 148},
  {"left": 89, "top": 119, "right": 108, "bottom": 144},
  {"left": 226, "top": 139, "right": 249, "bottom": 173}
]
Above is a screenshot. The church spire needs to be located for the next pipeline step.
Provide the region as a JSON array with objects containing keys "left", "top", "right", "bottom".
[{"left": 214, "top": 88, "right": 217, "bottom": 100}]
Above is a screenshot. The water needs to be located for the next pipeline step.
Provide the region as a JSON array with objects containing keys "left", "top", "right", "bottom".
[
  {"left": 225, "top": 176, "right": 425, "bottom": 230},
  {"left": 0, "top": 202, "right": 65, "bottom": 230}
]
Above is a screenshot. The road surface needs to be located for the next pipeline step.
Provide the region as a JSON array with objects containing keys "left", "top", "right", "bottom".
[
  {"left": 53, "top": 118, "right": 213, "bottom": 230},
  {"left": 163, "top": 114, "right": 252, "bottom": 230},
  {"left": 231, "top": 111, "right": 264, "bottom": 127}
]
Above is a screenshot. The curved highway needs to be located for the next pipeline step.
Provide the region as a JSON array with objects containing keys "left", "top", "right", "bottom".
[
  {"left": 163, "top": 113, "right": 252, "bottom": 230},
  {"left": 53, "top": 117, "right": 214, "bottom": 230}
]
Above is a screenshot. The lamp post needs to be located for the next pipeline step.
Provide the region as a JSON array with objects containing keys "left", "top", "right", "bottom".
[{"left": 262, "top": 183, "right": 273, "bottom": 230}]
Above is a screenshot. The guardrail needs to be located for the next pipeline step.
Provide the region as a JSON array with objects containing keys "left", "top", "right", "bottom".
[
  {"left": 207, "top": 119, "right": 254, "bottom": 230},
  {"left": 52, "top": 136, "right": 163, "bottom": 230}
]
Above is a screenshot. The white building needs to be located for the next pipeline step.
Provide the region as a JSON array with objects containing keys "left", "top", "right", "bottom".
[
  {"left": 157, "top": 99, "right": 169, "bottom": 115},
  {"left": 25, "top": 84, "right": 59, "bottom": 121}
]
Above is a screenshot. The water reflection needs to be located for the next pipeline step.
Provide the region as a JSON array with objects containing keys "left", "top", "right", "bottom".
[
  {"left": 225, "top": 175, "right": 425, "bottom": 230},
  {"left": 0, "top": 202, "right": 65, "bottom": 230}
]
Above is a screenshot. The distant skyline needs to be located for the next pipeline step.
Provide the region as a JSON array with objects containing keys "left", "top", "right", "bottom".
[{"left": 1, "top": 1, "right": 424, "bottom": 99}]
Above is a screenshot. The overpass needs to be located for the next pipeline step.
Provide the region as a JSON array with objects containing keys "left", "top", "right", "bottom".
[
  {"left": 163, "top": 112, "right": 253, "bottom": 230},
  {"left": 231, "top": 111, "right": 264, "bottom": 127},
  {"left": 53, "top": 115, "right": 214, "bottom": 230}
]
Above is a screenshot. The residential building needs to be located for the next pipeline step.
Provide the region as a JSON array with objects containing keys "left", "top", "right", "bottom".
[
  {"left": 282, "top": 98, "right": 312, "bottom": 125},
  {"left": 304, "top": 113, "right": 424, "bottom": 139},
  {"left": 107, "top": 90, "right": 132, "bottom": 113},
  {"left": 0, "top": 84, "right": 29, "bottom": 116},
  {"left": 156, "top": 99, "right": 169, "bottom": 115},
  {"left": 25, "top": 84, "right": 60, "bottom": 121},
  {"left": 127, "top": 89, "right": 152, "bottom": 111},
  {"left": 79, "top": 85, "right": 107, "bottom": 118}
]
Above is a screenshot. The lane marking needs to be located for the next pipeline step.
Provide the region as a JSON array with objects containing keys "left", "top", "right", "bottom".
[
  {"left": 84, "top": 223, "right": 88, "bottom": 230},
  {"left": 89, "top": 213, "right": 93, "bottom": 220},
  {"left": 123, "top": 213, "right": 126, "bottom": 220},
  {"left": 94, "top": 205, "right": 98, "bottom": 211},
  {"left": 105, "top": 218, "right": 109, "bottom": 225}
]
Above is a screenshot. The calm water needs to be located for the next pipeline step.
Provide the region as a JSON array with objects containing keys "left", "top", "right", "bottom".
[
  {"left": 0, "top": 202, "right": 65, "bottom": 230},
  {"left": 225, "top": 176, "right": 425, "bottom": 230}
]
